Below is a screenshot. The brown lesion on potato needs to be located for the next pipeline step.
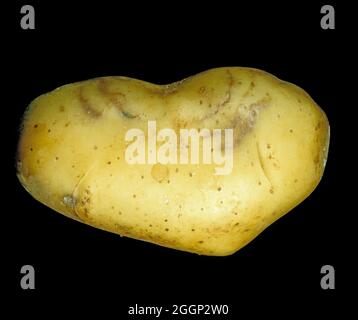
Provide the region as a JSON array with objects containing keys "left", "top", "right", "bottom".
[
  {"left": 188, "top": 79, "right": 271, "bottom": 148},
  {"left": 97, "top": 78, "right": 125, "bottom": 109},
  {"left": 114, "top": 223, "right": 134, "bottom": 235},
  {"left": 172, "top": 78, "right": 237, "bottom": 141},
  {"left": 216, "top": 70, "right": 234, "bottom": 108},
  {"left": 172, "top": 71, "right": 234, "bottom": 131},
  {"left": 97, "top": 78, "right": 137, "bottom": 118},
  {"left": 201, "top": 70, "right": 235, "bottom": 121},
  {"left": 204, "top": 220, "right": 242, "bottom": 238},
  {"left": 198, "top": 86, "right": 207, "bottom": 95},
  {"left": 78, "top": 87, "right": 103, "bottom": 118},
  {"left": 242, "top": 80, "right": 256, "bottom": 98}
]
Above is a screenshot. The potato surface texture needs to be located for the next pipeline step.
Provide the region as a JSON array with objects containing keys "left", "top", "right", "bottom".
[{"left": 17, "top": 67, "right": 329, "bottom": 256}]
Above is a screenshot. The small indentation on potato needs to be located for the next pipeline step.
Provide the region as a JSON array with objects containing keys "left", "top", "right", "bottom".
[
  {"left": 314, "top": 155, "right": 320, "bottom": 164},
  {"left": 63, "top": 195, "right": 76, "bottom": 209},
  {"left": 151, "top": 164, "right": 169, "bottom": 183}
]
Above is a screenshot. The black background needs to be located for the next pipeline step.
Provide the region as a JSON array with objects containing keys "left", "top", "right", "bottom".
[{"left": 5, "top": 1, "right": 355, "bottom": 317}]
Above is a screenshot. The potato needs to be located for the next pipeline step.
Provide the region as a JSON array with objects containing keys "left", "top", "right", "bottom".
[{"left": 16, "top": 67, "right": 329, "bottom": 256}]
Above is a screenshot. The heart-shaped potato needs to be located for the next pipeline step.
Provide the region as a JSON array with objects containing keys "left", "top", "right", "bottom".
[{"left": 17, "top": 67, "right": 329, "bottom": 256}]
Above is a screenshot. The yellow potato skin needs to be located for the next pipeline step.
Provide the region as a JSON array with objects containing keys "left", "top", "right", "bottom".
[{"left": 17, "top": 67, "right": 329, "bottom": 256}]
